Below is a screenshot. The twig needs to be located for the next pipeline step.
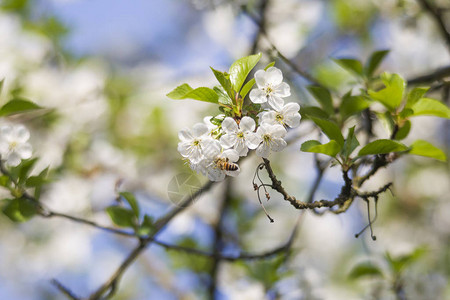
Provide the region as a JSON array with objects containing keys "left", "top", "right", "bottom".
[
  {"left": 417, "top": 0, "right": 450, "bottom": 53},
  {"left": 51, "top": 279, "right": 81, "bottom": 300},
  {"left": 407, "top": 65, "right": 450, "bottom": 85}
]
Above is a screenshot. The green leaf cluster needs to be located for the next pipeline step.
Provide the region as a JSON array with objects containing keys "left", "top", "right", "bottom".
[{"left": 106, "top": 192, "right": 155, "bottom": 235}]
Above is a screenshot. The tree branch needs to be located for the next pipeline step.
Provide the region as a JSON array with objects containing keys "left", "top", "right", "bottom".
[
  {"left": 407, "top": 65, "right": 450, "bottom": 85},
  {"left": 417, "top": 0, "right": 450, "bottom": 53}
]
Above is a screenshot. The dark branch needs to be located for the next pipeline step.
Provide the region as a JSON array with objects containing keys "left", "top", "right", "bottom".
[
  {"left": 51, "top": 279, "right": 81, "bottom": 300},
  {"left": 417, "top": 0, "right": 450, "bottom": 52},
  {"left": 407, "top": 65, "right": 450, "bottom": 85}
]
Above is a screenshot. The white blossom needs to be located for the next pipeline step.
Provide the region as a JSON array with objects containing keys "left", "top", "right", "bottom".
[
  {"left": 0, "top": 124, "right": 33, "bottom": 167},
  {"left": 177, "top": 123, "right": 221, "bottom": 164},
  {"left": 251, "top": 123, "right": 287, "bottom": 158},
  {"left": 220, "top": 117, "right": 260, "bottom": 156},
  {"left": 249, "top": 67, "right": 290, "bottom": 110},
  {"left": 203, "top": 115, "right": 219, "bottom": 137},
  {"left": 259, "top": 102, "right": 301, "bottom": 128},
  {"left": 204, "top": 148, "right": 240, "bottom": 182}
]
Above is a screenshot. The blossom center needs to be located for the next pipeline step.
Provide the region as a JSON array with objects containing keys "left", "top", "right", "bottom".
[
  {"left": 275, "top": 113, "right": 284, "bottom": 123},
  {"left": 237, "top": 131, "right": 244, "bottom": 139},
  {"left": 264, "top": 85, "right": 274, "bottom": 96},
  {"left": 9, "top": 141, "right": 18, "bottom": 151},
  {"left": 262, "top": 134, "right": 271, "bottom": 144}
]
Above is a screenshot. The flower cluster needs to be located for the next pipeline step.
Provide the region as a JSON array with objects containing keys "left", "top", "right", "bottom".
[
  {"left": 0, "top": 123, "right": 33, "bottom": 167},
  {"left": 177, "top": 66, "right": 300, "bottom": 181}
]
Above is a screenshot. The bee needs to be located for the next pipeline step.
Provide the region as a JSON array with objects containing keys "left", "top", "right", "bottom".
[{"left": 215, "top": 157, "right": 239, "bottom": 171}]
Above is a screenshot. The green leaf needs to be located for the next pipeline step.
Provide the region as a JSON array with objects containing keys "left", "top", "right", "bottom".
[
  {"left": 300, "top": 106, "right": 329, "bottom": 120},
  {"left": 119, "top": 192, "right": 140, "bottom": 217},
  {"left": 409, "top": 140, "right": 446, "bottom": 161},
  {"left": 394, "top": 120, "right": 411, "bottom": 140},
  {"left": 410, "top": 98, "right": 450, "bottom": 118},
  {"left": 364, "top": 49, "right": 389, "bottom": 77},
  {"left": 8, "top": 158, "right": 38, "bottom": 184},
  {"left": 368, "top": 73, "right": 405, "bottom": 111},
  {"left": 349, "top": 262, "right": 384, "bottom": 279},
  {"left": 2, "top": 198, "right": 38, "bottom": 222},
  {"left": 0, "top": 78, "right": 4, "bottom": 95},
  {"left": 311, "top": 117, "right": 345, "bottom": 147},
  {"left": 340, "top": 95, "right": 370, "bottom": 121},
  {"left": 405, "top": 87, "right": 429, "bottom": 109},
  {"left": 307, "top": 86, "right": 334, "bottom": 115},
  {"left": 333, "top": 58, "right": 363, "bottom": 77},
  {"left": 166, "top": 84, "right": 219, "bottom": 104},
  {"left": 0, "top": 98, "right": 42, "bottom": 117},
  {"left": 240, "top": 78, "right": 255, "bottom": 99},
  {"left": 138, "top": 215, "right": 155, "bottom": 236},
  {"left": 341, "top": 126, "right": 359, "bottom": 158},
  {"left": 213, "top": 86, "right": 233, "bottom": 106},
  {"left": 358, "top": 139, "right": 408, "bottom": 156},
  {"left": 106, "top": 206, "right": 136, "bottom": 228},
  {"left": 229, "top": 53, "right": 262, "bottom": 93},
  {"left": 386, "top": 247, "right": 427, "bottom": 274},
  {"left": 0, "top": 175, "right": 9, "bottom": 187},
  {"left": 264, "top": 61, "right": 275, "bottom": 71},
  {"left": 210, "top": 67, "right": 234, "bottom": 99},
  {"left": 301, "top": 140, "right": 341, "bottom": 157}
]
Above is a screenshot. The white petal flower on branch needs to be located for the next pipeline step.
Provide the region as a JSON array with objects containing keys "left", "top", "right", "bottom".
[
  {"left": 177, "top": 123, "right": 221, "bottom": 164},
  {"left": 252, "top": 123, "right": 287, "bottom": 158},
  {"left": 259, "top": 102, "right": 301, "bottom": 128},
  {"left": 249, "top": 67, "right": 290, "bottom": 110},
  {"left": 0, "top": 124, "right": 33, "bottom": 167},
  {"left": 220, "top": 117, "right": 260, "bottom": 156}
]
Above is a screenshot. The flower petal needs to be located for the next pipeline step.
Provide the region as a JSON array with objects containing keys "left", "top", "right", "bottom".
[
  {"left": 208, "top": 168, "right": 225, "bottom": 182},
  {"left": 6, "top": 152, "right": 21, "bottom": 167},
  {"left": 267, "top": 95, "right": 284, "bottom": 111},
  {"left": 245, "top": 133, "right": 261, "bottom": 149},
  {"left": 285, "top": 113, "right": 301, "bottom": 128},
  {"left": 14, "top": 125, "right": 30, "bottom": 143},
  {"left": 192, "top": 123, "right": 209, "bottom": 138},
  {"left": 220, "top": 133, "right": 237, "bottom": 149},
  {"left": 0, "top": 125, "right": 13, "bottom": 142},
  {"left": 221, "top": 117, "right": 238, "bottom": 133},
  {"left": 254, "top": 69, "right": 267, "bottom": 88},
  {"left": 239, "top": 117, "right": 255, "bottom": 132},
  {"left": 274, "top": 82, "right": 290, "bottom": 97},
  {"left": 177, "top": 142, "right": 191, "bottom": 157},
  {"left": 16, "top": 143, "right": 32, "bottom": 159},
  {"left": 223, "top": 149, "right": 240, "bottom": 162},
  {"left": 202, "top": 138, "right": 221, "bottom": 159},
  {"left": 270, "top": 138, "right": 287, "bottom": 152},
  {"left": 178, "top": 128, "right": 193, "bottom": 142},
  {"left": 271, "top": 124, "right": 287, "bottom": 138},
  {"left": 249, "top": 89, "right": 267, "bottom": 104},
  {"left": 265, "top": 67, "right": 283, "bottom": 85},
  {"left": 282, "top": 102, "right": 300, "bottom": 114},
  {"left": 256, "top": 143, "right": 271, "bottom": 158},
  {"left": 260, "top": 111, "right": 277, "bottom": 125}
]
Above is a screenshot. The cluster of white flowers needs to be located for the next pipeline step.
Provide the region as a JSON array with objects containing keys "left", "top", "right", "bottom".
[
  {"left": 0, "top": 123, "right": 32, "bottom": 167},
  {"left": 178, "top": 67, "right": 300, "bottom": 181}
]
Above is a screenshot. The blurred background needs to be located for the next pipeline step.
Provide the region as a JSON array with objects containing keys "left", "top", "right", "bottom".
[{"left": 0, "top": 0, "right": 449, "bottom": 299}]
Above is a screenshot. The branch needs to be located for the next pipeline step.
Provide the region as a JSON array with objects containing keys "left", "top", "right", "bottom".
[
  {"left": 407, "top": 65, "right": 450, "bottom": 85},
  {"left": 51, "top": 279, "right": 81, "bottom": 300},
  {"left": 417, "top": 0, "right": 450, "bottom": 53}
]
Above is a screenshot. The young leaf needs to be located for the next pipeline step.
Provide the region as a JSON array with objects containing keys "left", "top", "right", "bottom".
[
  {"left": 119, "top": 192, "right": 140, "bottom": 218},
  {"left": 311, "top": 117, "right": 345, "bottom": 146},
  {"left": 264, "top": 61, "right": 275, "bottom": 70},
  {"left": 385, "top": 247, "right": 427, "bottom": 274},
  {"left": 0, "top": 98, "right": 42, "bottom": 117},
  {"left": 341, "top": 126, "right": 359, "bottom": 158},
  {"left": 405, "top": 87, "right": 429, "bottom": 108},
  {"left": 301, "top": 140, "right": 341, "bottom": 157},
  {"left": 0, "top": 175, "right": 9, "bottom": 187},
  {"left": 333, "top": 58, "right": 363, "bottom": 77},
  {"left": 210, "top": 67, "right": 234, "bottom": 99},
  {"left": 394, "top": 120, "right": 411, "bottom": 140},
  {"left": 307, "top": 86, "right": 334, "bottom": 115},
  {"left": 166, "top": 84, "right": 219, "bottom": 104},
  {"left": 358, "top": 139, "right": 408, "bottom": 156},
  {"left": 348, "top": 262, "right": 384, "bottom": 279},
  {"left": 368, "top": 73, "right": 405, "bottom": 111},
  {"left": 229, "top": 53, "right": 262, "bottom": 93},
  {"left": 300, "top": 106, "right": 329, "bottom": 120},
  {"left": 138, "top": 215, "right": 155, "bottom": 236},
  {"left": 240, "top": 78, "right": 256, "bottom": 99},
  {"left": 0, "top": 78, "right": 4, "bottom": 95},
  {"left": 2, "top": 198, "right": 38, "bottom": 222},
  {"left": 364, "top": 49, "right": 389, "bottom": 77},
  {"left": 106, "top": 206, "right": 136, "bottom": 228},
  {"left": 409, "top": 140, "right": 446, "bottom": 161},
  {"left": 410, "top": 98, "right": 450, "bottom": 119},
  {"left": 340, "top": 95, "right": 370, "bottom": 121},
  {"left": 213, "top": 86, "right": 233, "bottom": 106}
]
